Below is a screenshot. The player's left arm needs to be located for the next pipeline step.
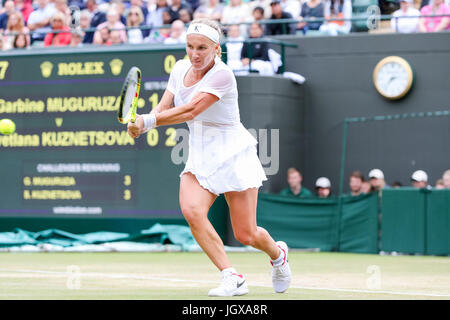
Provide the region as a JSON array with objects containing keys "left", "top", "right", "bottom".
[{"left": 154, "top": 92, "right": 219, "bottom": 126}]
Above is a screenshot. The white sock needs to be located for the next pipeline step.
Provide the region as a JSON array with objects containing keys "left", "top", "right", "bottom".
[
  {"left": 271, "top": 249, "right": 286, "bottom": 267},
  {"left": 221, "top": 267, "right": 237, "bottom": 276}
]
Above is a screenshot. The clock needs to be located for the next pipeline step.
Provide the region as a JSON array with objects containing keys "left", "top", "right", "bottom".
[{"left": 373, "top": 56, "right": 414, "bottom": 100}]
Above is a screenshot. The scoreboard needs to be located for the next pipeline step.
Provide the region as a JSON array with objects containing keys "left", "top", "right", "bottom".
[{"left": 0, "top": 45, "right": 189, "bottom": 219}]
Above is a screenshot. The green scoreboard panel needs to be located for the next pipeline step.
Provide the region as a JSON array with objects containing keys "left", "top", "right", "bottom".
[{"left": 0, "top": 45, "right": 188, "bottom": 219}]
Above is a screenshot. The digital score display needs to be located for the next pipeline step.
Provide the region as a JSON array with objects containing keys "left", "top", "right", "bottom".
[{"left": 0, "top": 45, "right": 189, "bottom": 218}]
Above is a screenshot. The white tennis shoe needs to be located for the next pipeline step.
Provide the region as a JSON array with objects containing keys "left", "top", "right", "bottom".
[
  {"left": 271, "top": 241, "right": 291, "bottom": 293},
  {"left": 208, "top": 271, "right": 249, "bottom": 297}
]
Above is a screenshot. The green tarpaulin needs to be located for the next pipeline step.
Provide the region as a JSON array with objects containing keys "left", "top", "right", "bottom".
[
  {"left": 382, "top": 188, "right": 450, "bottom": 255},
  {"left": 0, "top": 223, "right": 197, "bottom": 251},
  {"left": 257, "top": 192, "right": 379, "bottom": 253}
]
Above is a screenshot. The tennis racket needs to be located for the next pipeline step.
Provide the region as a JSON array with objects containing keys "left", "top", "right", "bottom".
[{"left": 117, "top": 66, "right": 141, "bottom": 124}]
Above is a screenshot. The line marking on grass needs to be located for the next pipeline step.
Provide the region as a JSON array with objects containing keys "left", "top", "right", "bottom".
[{"left": 1, "top": 269, "right": 450, "bottom": 298}]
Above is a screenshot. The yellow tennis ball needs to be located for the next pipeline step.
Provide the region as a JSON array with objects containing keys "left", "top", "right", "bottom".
[{"left": 0, "top": 119, "right": 16, "bottom": 135}]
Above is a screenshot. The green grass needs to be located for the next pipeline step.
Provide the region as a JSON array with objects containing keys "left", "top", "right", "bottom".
[{"left": 0, "top": 251, "right": 449, "bottom": 300}]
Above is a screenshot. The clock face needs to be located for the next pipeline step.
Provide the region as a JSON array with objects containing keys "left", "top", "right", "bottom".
[{"left": 373, "top": 56, "right": 413, "bottom": 100}]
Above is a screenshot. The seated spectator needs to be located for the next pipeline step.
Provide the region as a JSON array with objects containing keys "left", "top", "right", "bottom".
[
  {"left": 83, "top": 0, "right": 107, "bottom": 44},
  {"left": 248, "top": 0, "right": 273, "bottom": 19},
  {"left": 349, "top": 170, "right": 364, "bottom": 196},
  {"left": 411, "top": 170, "right": 429, "bottom": 189},
  {"left": 225, "top": 24, "right": 245, "bottom": 72},
  {"left": 93, "top": 25, "right": 111, "bottom": 45},
  {"left": 194, "top": 0, "right": 224, "bottom": 22},
  {"left": 241, "top": 22, "right": 275, "bottom": 76},
  {"left": 319, "top": 0, "right": 352, "bottom": 36},
  {"left": 3, "top": 11, "right": 30, "bottom": 50},
  {"left": 15, "top": 0, "right": 34, "bottom": 24},
  {"left": 391, "top": 181, "right": 403, "bottom": 188},
  {"left": 54, "top": 0, "right": 72, "bottom": 26},
  {"left": 418, "top": 0, "right": 450, "bottom": 32},
  {"left": 252, "top": 6, "right": 265, "bottom": 22},
  {"left": 163, "top": 19, "right": 186, "bottom": 44},
  {"left": 70, "top": 28, "right": 84, "bottom": 47},
  {"left": 78, "top": 9, "right": 91, "bottom": 43},
  {"left": 110, "top": 29, "right": 124, "bottom": 45},
  {"left": 27, "top": 0, "right": 57, "bottom": 42},
  {"left": 297, "top": 0, "right": 325, "bottom": 34},
  {"left": 145, "top": 8, "right": 172, "bottom": 42},
  {"left": 168, "top": 0, "right": 192, "bottom": 23},
  {"left": 435, "top": 179, "right": 445, "bottom": 189},
  {"left": 0, "top": 0, "right": 16, "bottom": 32},
  {"left": 111, "top": 0, "right": 127, "bottom": 26},
  {"left": 368, "top": 168, "right": 390, "bottom": 192},
  {"left": 130, "top": 0, "right": 149, "bottom": 21},
  {"left": 178, "top": 8, "right": 192, "bottom": 24},
  {"left": 443, "top": 169, "right": 450, "bottom": 188},
  {"left": 279, "top": 167, "right": 313, "bottom": 197},
  {"left": 391, "top": 0, "right": 420, "bottom": 33},
  {"left": 265, "top": 0, "right": 296, "bottom": 35},
  {"left": 146, "top": 0, "right": 168, "bottom": 28},
  {"left": 44, "top": 12, "right": 72, "bottom": 46},
  {"left": 251, "top": 6, "right": 266, "bottom": 33},
  {"left": 126, "top": 6, "right": 148, "bottom": 44},
  {"left": 13, "top": 32, "right": 30, "bottom": 49},
  {"left": 361, "top": 181, "right": 373, "bottom": 194},
  {"left": 315, "top": 177, "right": 332, "bottom": 198},
  {"left": 221, "top": 0, "right": 252, "bottom": 36},
  {"left": 94, "top": 8, "right": 127, "bottom": 44}
]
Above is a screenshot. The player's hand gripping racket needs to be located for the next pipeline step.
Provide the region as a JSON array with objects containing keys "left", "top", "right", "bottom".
[{"left": 117, "top": 66, "right": 141, "bottom": 124}]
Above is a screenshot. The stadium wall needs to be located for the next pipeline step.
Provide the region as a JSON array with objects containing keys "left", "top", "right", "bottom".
[{"left": 277, "top": 32, "right": 450, "bottom": 193}]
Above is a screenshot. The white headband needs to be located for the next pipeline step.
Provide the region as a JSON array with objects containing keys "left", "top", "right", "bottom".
[{"left": 186, "top": 23, "right": 220, "bottom": 44}]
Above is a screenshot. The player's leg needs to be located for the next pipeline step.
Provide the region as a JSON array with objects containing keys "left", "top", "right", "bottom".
[
  {"left": 179, "top": 172, "right": 231, "bottom": 271},
  {"left": 180, "top": 172, "right": 247, "bottom": 297},
  {"left": 225, "top": 188, "right": 279, "bottom": 257},
  {"left": 225, "top": 188, "right": 291, "bottom": 293}
]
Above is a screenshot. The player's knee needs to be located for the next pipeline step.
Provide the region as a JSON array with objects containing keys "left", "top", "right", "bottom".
[
  {"left": 234, "top": 229, "right": 255, "bottom": 246},
  {"left": 180, "top": 205, "right": 205, "bottom": 228}
]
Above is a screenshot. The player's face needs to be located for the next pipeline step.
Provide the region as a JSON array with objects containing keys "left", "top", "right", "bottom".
[
  {"left": 349, "top": 176, "right": 362, "bottom": 192},
  {"left": 412, "top": 180, "right": 426, "bottom": 189},
  {"left": 186, "top": 34, "right": 217, "bottom": 71},
  {"left": 317, "top": 188, "right": 330, "bottom": 198},
  {"left": 287, "top": 172, "right": 301, "bottom": 188}
]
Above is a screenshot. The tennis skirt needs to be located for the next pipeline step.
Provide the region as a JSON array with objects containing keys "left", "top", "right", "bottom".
[{"left": 179, "top": 121, "right": 267, "bottom": 195}]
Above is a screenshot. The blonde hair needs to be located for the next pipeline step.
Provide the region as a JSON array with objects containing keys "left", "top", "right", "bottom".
[
  {"left": 51, "top": 12, "right": 67, "bottom": 26},
  {"left": 189, "top": 18, "right": 223, "bottom": 57},
  {"left": 126, "top": 6, "right": 144, "bottom": 26},
  {"left": 7, "top": 12, "right": 25, "bottom": 32}
]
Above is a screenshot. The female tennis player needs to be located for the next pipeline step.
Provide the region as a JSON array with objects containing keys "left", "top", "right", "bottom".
[{"left": 127, "top": 18, "right": 291, "bottom": 296}]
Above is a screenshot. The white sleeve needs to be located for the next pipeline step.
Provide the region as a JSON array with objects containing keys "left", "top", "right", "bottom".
[
  {"left": 165, "top": 60, "right": 185, "bottom": 94},
  {"left": 199, "top": 69, "right": 234, "bottom": 99},
  {"left": 166, "top": 69, "right": 177, "bottom": 94}
]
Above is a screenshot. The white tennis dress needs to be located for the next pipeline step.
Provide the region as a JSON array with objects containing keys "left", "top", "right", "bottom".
[{"left": 166, "top": 56, "right": 267, "bottom": 195}]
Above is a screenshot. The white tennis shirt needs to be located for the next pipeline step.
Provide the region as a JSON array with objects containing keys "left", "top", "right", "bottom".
[
  {"left": 166, "top": 56, "right": 241, "bottom": 125},
  {"left": 166, "top": 56, "right": 259, "bottom": 178}
]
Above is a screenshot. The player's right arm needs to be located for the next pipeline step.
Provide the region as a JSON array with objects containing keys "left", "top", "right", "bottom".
[
  {"left": 150, "top": 89, "right": 174, "bottom": 114},
  {"left": 128, "top": 89, "right": 174, "bottom": 138}
]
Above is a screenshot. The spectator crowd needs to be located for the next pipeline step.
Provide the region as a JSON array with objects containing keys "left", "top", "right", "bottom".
[
  {"left": 0, "top": 0, "right": 449, "bottom": 52},
  {"left": 279, "top": 167, "right": 450, "bottom": 199}
]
